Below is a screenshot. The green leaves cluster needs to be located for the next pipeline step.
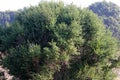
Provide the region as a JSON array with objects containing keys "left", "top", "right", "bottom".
[{"left": 0, "top": 1, "right": 118, "bottom": 80}]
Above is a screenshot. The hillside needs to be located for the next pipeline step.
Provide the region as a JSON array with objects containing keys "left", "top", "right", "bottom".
[
  {"left": 89, "top": 1, "right": 120, "bottom": 40},
  {"left": 0, "top": 11, "right": 16, "bottom": 27}
]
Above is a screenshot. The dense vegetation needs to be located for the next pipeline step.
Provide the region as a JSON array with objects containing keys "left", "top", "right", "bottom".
[
  {"left": 89, "top": 1, "right": 120, "bottom": 40},
  {"left": 0, "top": 1, "right": 119, "bottom": 80}
]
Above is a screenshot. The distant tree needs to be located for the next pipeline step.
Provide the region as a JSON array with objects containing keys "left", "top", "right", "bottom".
[
  {"left": 0, "top": 11, "right": 16, "bottom": 27},
  {"left": 89, "top": 1, "right": 120, "bottom": 40}
]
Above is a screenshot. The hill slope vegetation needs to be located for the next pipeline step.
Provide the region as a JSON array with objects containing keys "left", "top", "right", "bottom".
[{"left": 89, "top": 1, "right": 120, "bottom": 40}]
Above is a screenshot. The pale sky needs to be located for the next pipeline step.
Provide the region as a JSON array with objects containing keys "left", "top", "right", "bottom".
[{"left": 0, "top": 0, "right": 120, "bottom": 11}]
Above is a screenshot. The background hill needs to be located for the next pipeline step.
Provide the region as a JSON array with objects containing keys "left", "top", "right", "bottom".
[
  {"left": 0, "top": 11, "right": 15, "bottom": 27},
  {"left": 89, "top": 1, "right": 120, "bottom": 40}
]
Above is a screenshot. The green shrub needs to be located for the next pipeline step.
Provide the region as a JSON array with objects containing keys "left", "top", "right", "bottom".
[{"left": 2, "top": 1, "right": 119, "bottom": 80}]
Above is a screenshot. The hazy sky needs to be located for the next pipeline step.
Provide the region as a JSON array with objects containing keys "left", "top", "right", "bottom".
[{"left": 0, "top": 0, "right": 120, "bottom": 11}]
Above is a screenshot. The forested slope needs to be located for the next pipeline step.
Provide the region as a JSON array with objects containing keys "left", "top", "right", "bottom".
[
  {"left": 0, "top": 11, "right": 16, "bottom": 27},
  {"left": 89, "top": 1, "right": 120, "bottom": 40}
]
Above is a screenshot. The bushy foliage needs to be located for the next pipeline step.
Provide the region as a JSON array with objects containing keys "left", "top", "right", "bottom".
[
  {"left": 0, "top": 1, "right": 118, "bottom": 80},
  {"left": 3, "top": 44, "right": 41, "bottom": 79}
]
